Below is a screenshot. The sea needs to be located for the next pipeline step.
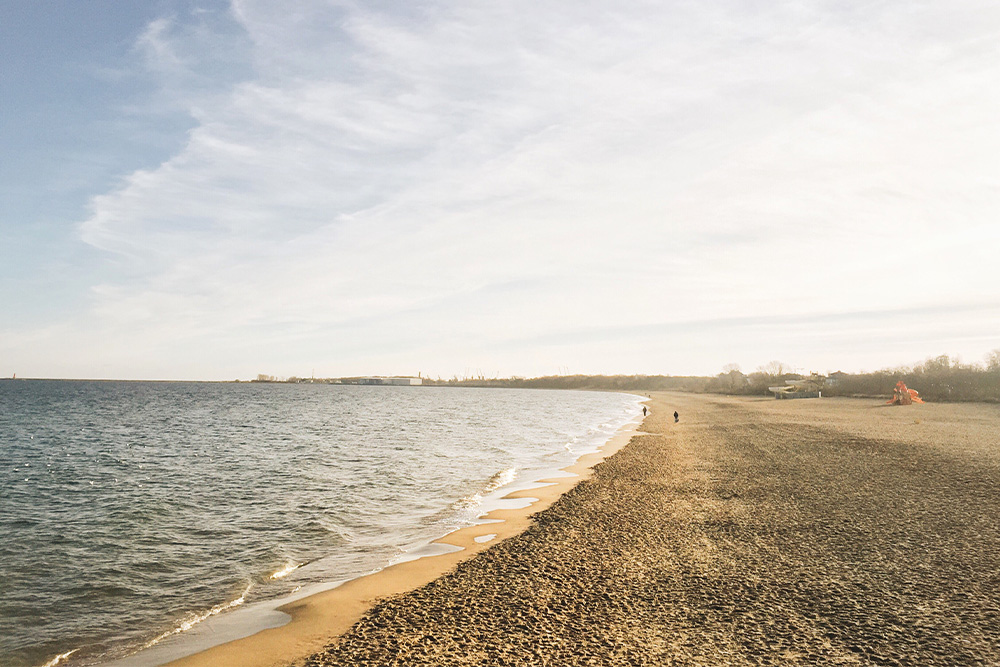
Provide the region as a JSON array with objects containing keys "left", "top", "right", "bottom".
[{"left": 0, "top": 380, "right": 643, "bottom": 667}]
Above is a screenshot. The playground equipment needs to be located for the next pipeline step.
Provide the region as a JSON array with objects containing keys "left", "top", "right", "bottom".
[{"left": 887, "top": 380, "right": 924, "bottom": 405}]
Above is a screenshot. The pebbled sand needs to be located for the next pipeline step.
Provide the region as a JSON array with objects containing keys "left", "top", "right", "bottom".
[{"left": 302, "top": 392, "right": 1000, "bottom": 666}]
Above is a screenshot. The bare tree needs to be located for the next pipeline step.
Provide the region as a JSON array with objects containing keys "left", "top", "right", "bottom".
[{"left": 757, "top": 361, "right": 793, "bottom": 376}]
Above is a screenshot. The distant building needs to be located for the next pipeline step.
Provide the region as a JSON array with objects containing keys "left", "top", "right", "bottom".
[
  {"left": 826, "top": 371, "right": 850, "bottom": 386},
  {"left": 769, "top": 374, "right": 825, "bottom": 399},
  {"left": 358, "top": 377, "right": 422, "bottom": 386}
]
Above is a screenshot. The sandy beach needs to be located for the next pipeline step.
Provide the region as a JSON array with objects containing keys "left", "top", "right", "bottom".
[
  {"left": 176, "top": 391, "right": 1000, "bottom": 666},
  {"left": 301, "top": 392, "right": 999, "bottom": 666}
]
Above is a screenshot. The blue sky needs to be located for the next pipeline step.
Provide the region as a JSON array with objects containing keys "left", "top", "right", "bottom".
[{"left": 2, "top": 0, "right": 999, "bottom": 380}]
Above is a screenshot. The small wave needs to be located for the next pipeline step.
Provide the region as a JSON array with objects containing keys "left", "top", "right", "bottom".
[
  {"left": 39, "top": 649, "right": 78, "bottom": 667},
  {"left": 269, "top": 561, "right": 303, "bottom": 580},
  {"left": 454, "top": 492, "right": 483, "bottom": 509},
  {"left": 452, "top": 468, "right": 517, "bottom": 510},
  {"left": 140, "top": 582, "right": 254, "bottom": 650},
  {"left": 483, "top": 467, "right": 516, "bottom": 493}
]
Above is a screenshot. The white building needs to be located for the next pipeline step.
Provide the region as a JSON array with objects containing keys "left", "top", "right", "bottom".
[{"left": 358, "top": 377, "right": 422, "bottom": 386}]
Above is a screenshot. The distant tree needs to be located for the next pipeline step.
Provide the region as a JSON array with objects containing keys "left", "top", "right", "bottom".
[
  {"left": 643, "top": 350, "right": 1000, "bottom": 402},
  {"left": 744, "top": 361, "right": 796, "bottom": 395},
  {"left": 758, "top": 360, "right": 793, "bottom": 376},
  {"left": 711, "top": 365, "right": 748, "bottom": 393},
  {"left": 916, "top": 355, "right": 952, "bottom": 375}
]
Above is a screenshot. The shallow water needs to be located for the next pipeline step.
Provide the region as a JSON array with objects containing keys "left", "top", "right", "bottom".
[{"left": 0, "top": 381, "right": 641, "bottom": 667}]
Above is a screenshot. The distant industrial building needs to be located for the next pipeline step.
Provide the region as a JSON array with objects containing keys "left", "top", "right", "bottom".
[{"left": 358, "top": 377, "right": 422, "bottom": 386}]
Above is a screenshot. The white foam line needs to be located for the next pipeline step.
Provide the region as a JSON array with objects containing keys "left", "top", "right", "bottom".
[
  {"left": 269, "top": 561, "right": 303, "bottom": 580},
  {"left": 39, "top": 649, "right": 78, "bottom": 667},
  {"left": 140, "top": 582, "right": 254, "bottom": 650}
]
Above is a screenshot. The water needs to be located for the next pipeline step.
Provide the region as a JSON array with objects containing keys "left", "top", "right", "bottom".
[{"left": 0, "top": 381, "right": 642, "bottom": 667}]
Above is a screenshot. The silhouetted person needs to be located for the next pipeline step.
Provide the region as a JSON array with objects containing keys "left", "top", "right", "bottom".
[
  {"left": 643, "top": 406, "right": 647, "bottom": 416},
  {"left": 674, "top": 411, "right": 679, "bottom": 423}
]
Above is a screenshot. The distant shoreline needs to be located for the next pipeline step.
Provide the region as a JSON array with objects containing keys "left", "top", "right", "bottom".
[{"left": 4, "top": 367, "right": 998, "bottom": 404}]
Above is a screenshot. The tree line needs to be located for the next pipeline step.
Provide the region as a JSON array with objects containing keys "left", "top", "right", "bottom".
[
  {"left": 252, "top": 350, "right": 1000, "bottom": 403},
  {"left": 704, "top": 353, "right": 1000, "bottom": 403},
  {"left": 424, "top": 351, "right": 1000, "bottom": 403},
  {"left": 822, "top": 353, "right": 1000, "bottom": 403}
]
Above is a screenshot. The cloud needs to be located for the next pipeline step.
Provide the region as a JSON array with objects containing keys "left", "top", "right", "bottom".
[{"left": 11, "top": 0, "right": 1000, "bottom": 378}]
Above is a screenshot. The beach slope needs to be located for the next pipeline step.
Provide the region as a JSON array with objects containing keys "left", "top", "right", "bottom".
[{"left": 303, "top": 392, "right": 1000, "bottom": 665}]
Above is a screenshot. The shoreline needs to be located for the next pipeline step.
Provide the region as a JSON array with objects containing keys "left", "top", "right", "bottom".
[
  {"left": 303, "top": 392, "right": 1000, "bottom": 665},
  {"left": 141, "top": 403, "right": 647, "bottom": 667}
]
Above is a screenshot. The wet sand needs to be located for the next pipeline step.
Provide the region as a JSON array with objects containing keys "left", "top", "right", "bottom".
[{"left": 302, "top": 392, "right": 1000, "bottom": 666}]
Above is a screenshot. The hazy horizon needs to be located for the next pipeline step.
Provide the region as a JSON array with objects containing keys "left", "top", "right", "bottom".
[
  {"left": 3, "top": 1, "right": 999, "bottom": 381},
  {"left": 5, "top": 349, "right": 997, "bottom": 385}
]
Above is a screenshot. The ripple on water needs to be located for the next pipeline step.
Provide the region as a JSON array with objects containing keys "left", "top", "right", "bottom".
[{"left": 0, "top": 381, "right": 642, "bottom": 667}]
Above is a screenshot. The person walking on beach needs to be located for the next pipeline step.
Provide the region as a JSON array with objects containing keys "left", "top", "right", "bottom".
[
  {"left": 643, "top": 406, "right": 647, "bottom": 416},
  {"left": 674, "top": 411, "right": 679, "bottom": 423}
]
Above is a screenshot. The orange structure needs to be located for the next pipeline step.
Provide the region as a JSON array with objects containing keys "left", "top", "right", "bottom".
[{"left": 887, "top": 380, "right": 924, "bottom": 405}]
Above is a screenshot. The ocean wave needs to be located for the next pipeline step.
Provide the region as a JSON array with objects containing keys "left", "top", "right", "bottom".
[
  {"left": 452, "top": 467, "right": 517, "bottom": 510},
  {"left": 483, "top": 467, "right": 517, "bottom": 493},
  {"left": 39, "top": 649, "right": 78, "bottom": 667},
  {"left": 269, "top": 561, "right": 303, "bottom": 580},
  {"left": 139, "top": 582, "right": 254, "bottom": 650}
]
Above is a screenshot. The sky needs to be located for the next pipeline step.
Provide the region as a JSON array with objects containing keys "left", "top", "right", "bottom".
[{"left": 2, "top": 0, "right": 999, "bottom": 381}]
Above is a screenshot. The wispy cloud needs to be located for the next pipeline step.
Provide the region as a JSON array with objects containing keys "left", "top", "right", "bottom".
[{"left": 6, "top": 0, "right": 1000, "bottom": 378}]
